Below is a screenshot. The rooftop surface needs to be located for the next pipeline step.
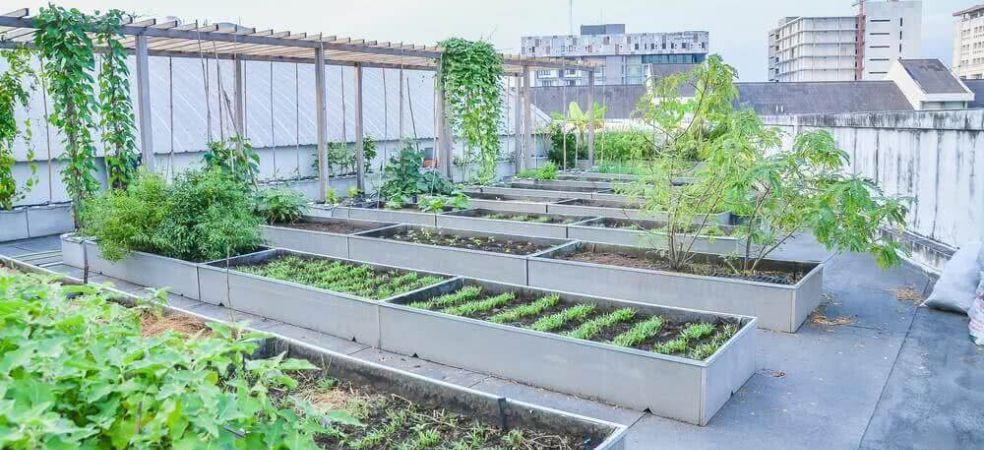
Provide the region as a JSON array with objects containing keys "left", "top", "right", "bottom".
[
  {"left": 1, "top": 234, "right": 981, "bottom": 449},
  {"left": 898, "top": 59, "right": 970, "bottom": 95}
]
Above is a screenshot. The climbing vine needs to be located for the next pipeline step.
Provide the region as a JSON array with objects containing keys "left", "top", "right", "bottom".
[
  {"left": 0, "top": 48, "right": 38, "bottom": 210},
  {"left": 438, "top": 38, "right": 503, "bottom": 184},
  {"left": 34, "top": 5, "right": 101, "bottom": 220},
  {"left": 94, "top": 9, "right": 139, "bottom": 190}
]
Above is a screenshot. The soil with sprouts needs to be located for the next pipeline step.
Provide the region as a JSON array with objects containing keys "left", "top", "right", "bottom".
[
  {"left": 470, "top": 209, "right": 587, "bottom": 224},
  {"left": 385, "top": 228, "right": 553, "bottom": 255},
  {"left": 405, "top": 285, "right": 742, "bottom": 360}
]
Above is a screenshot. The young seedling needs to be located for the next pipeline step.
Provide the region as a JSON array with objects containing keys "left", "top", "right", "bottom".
[
  {"left": 566, "top": 308, "right": 636, "bottom": 340},
  {"left": 654, "top": 322, "right": 718, "bottom": 356},
  {"left": 611, "top": 315, "right": 664, "bottom": 347},
  {"left": 442, "top": 292, "right": 516, "bottom": 317},
  {"left": 488, "top": 295, "right": 560, "bottom": 324},
  {"left": 687, "top": 323, "right": 740, "bottom": 360},
  {"left": 529, "top": 304, "right": 596, "bottom": 332},
  {"left": 407, "top": 286, "right": 483, "bottom": 310}
]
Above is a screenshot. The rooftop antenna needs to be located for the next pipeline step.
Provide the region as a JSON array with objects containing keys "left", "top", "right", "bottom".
[{"left": 569, "top": 0, "right": 574, "bottom": 35}]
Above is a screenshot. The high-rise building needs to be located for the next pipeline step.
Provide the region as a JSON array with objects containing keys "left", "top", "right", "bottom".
[
  {"left": 521, "top": 25, "right": 708, "bottom": 87},
  {"left": 768, "top": 0, "right": 922, "bottom": 82},
  {"left": 953, "top": 4, "right": 984, "bottom": 79}
]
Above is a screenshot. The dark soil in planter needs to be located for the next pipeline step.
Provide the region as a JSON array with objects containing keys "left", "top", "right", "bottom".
[
  {"left": 275, "top": 219, "right": 382, "bottom": 234},
  {"left": 558, "top": 249, "right": 803, "bottom": 285},
  {"left": 386, "top": 228, "right": 553, "bottom": 255},
  {"left": 296, "top": 375, "right": 589, "bottom": 449},
  {"left": 472, "top": 210, "right": 588, "bottom": 225},
  {"left": 407, "top": 286, "right": 743, "bottom": 360}
]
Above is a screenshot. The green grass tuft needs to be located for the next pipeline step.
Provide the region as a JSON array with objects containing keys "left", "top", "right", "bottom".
[
  {"left": 442, "top": 292, "right": 516, "bottom": 317},
  {"left": 488, "top": 295, "right": 560, "bottom": 324},
  {"left": 610, "top": 316, "right": 664, "bottom": 347},
  {"left": 528, "top": 304, "right": 596, "bottom": 332},
  {"left": 407, "top": 286, "right": 482, "bottom": 310},
  {"left": 566, "top": 308, "right": 636, "bottom": 340}
]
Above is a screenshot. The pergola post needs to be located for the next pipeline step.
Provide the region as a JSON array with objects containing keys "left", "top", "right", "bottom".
[
  {"left": 354, "top": 64, "right": 365, "bottom": 192},
  {"left": 522, "top": 66, "right": 534, "bottom": 169},
  {"left": 513, "top": 74, "right": 524, "bottom": 173},
  {"left": 315, "top": 47, "right": 328, "bottom": 201},
  {"left": 135, "top": 34, "right": 154, "bottom": 172},
  {"left": 587, "top": 70, "right": 596, "bottom": 168},
  {"left": 435, "top": 57, "right": 452, "bottom": 178},
  {"left": 234, "top": 54, "right": 245, "bottom": 139}
]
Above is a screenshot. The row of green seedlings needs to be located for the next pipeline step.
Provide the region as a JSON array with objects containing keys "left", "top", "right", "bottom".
[
  {"left": 303, "top": 377, "right": 577, "bottom": 450},
  {"left": 238, "top": 255, "right": 444, "bottom": 300},
  {"left": 407, "top": 287, "right": 739, "bottom": 360}
]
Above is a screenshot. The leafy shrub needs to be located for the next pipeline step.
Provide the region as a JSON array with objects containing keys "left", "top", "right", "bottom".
[
  {"left": 515, "top": 162, "right": 558, "bottom": 181},
  {"left": 0, "top": 268, "right": 347, "bottom": 449},
  {"left": 203, "top": 136, "right": 260, "bottom": 186},
  {"left": 83, "top": 169, "right": 263, "bottom": 262},
  {"left": 79, "top": 170, "right": 168, "bottom": 261},
  {"left": 155, "top": 169, "right": 263, "bottom": 262},
  {"left": 380, "top": 144, "right": 456, "bottom": 207},
  {"left": 255, "top": 187, "right": 308, "bottom": 224},
  {"left": 545, "top": 122, "right": 582, "bottom": 169},
  {"left": 417, "top": 193, "right": 471, "bottom": 212},
  {"left": 595, "top": 131, "right": 653, "bottom": 162}
]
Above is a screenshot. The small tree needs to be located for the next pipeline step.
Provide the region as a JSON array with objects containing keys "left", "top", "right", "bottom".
[{"left": 632, "top": 55, "right": 908, "bottom": 274}]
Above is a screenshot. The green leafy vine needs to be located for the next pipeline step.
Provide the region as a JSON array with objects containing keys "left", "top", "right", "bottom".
[
  {"left": 34, "top": 5, "right": 102, "bottom": 219},
  {"left": 438, "top": 38, "right": 503, "bottom": 184},
  {"left": 0, "top": 48, "right": 38, "bottom": 210},
  {"left": 94, "top": 9, "right": 139, "bottom": 190}
]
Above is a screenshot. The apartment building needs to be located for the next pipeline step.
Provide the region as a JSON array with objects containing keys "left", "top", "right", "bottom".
[
  {"left": 768, "top": 0, "right": 922, "bottom": 82},
  {"left": 521, "top": 24, "right": 708, "bottom": 86},
  {"left": 953, "top": 4, "right": 984, "bottom": 79}
]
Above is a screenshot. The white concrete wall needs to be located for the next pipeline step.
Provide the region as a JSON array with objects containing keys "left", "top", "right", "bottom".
[
  {"left": 863, "top": 0, "right": 922, "bottom": 79},
  {"left": 764, "top": 109, "right": 983, "bottom": 271}
]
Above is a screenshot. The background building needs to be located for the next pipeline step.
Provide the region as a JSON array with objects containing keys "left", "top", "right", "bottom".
[
  {"left": 953, "top": 4, "right": 984, "bottom": 79},
  {"left": 768, "top": 0, "right": 922, "bottom": 82},
  {"left": 521, "top": 24, "right": 708, "bottom": 86}
]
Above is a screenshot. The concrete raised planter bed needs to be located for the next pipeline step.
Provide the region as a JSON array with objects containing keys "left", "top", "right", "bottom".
[
  {"left": 569, "top": 218, "right": 746, "bottom": 254},
  {"left": 382, "top": 279, "right": 757, "bottom": 425},
  {"left": 436, "top": 209, "right": 594, "bottom": 239},
  {"left": 528, "top": 242, "right": 824, "bottom": 333},
  {"left": 0, "top": 203, "right": 75, "bottom": 242},
  {"left": 465, "top": 192, "right": 572, "bottom": 214},
  {"left": 511, "top": 178, "right": 614, "bottom": 191},
  {"left": 349, "top": 225, "right": 570, "bottom": 284},
  {"left": 198, "top": 249, "right": 451, "bottom": 344},
  {"left": 479, "top": 185, "right": 599, "bottom": 200},
  {"left": 60, "top": 234, "right": 204, "bottom": 299},
  {"left": 261, "top": 216, "right": 393, "bottom": 258},
  {"left": 557, "top": 172, "right": 639, "bottom": 182},
  {"left": 548, "top": 199, "right": 732, "bottom": 225},
  {"left": 337, "top": 202, "right": 444, "bottom": 226}
]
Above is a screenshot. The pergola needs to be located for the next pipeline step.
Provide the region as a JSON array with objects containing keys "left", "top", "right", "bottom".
[{"left": 0, "top": 8, "right": 600, "bottom": 198}]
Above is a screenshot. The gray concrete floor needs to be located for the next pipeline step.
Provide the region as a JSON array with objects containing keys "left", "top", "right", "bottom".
[{"left": 2, "top": 234, "right": 981, "bottom": 450}]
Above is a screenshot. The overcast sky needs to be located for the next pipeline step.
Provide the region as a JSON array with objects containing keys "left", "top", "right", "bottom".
[{"left": 15, "top": 0, "right": 970, "bottom": 81}]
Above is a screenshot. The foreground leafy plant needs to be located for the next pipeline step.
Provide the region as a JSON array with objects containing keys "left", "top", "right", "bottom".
[{"left": 0, "top": 269, "right": 345, "bottom": 449}]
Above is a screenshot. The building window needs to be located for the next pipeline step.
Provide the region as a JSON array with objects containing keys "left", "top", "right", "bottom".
[{"left": 870, "top": 18, "right": 890, "bottom": 23}]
